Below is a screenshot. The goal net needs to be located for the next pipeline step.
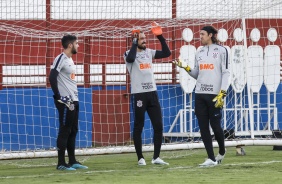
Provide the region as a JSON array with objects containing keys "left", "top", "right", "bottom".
[{"left": 0, "top": 0, "right": 282, "bottom": 159}]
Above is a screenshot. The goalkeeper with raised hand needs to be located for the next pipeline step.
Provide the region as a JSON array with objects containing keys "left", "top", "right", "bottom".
[
  {"left": 173, "top": 26, "right": 230, "bottom": 167},
  {"left": 124, "top": 22, "right": 171, "bottom": 166},
  {"left": 49, "top": 34, "right": 88, "bottom": 171}
]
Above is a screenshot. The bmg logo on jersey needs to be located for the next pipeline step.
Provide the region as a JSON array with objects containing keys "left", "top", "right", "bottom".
[
  {"left": 200, "top": 63, "right": 214, "bottom": 70},
  {"left": 139, "top": 63, "right": 151, "bottom": 70}
]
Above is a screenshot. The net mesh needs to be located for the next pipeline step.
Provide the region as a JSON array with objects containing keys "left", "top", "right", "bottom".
[{"left": 0, "top": 0, "right": 282, "bottom": 159}]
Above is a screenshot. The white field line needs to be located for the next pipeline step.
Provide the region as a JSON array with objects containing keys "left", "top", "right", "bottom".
[{"left": 0, "top": 160, "right": 282, "bottom": 179}]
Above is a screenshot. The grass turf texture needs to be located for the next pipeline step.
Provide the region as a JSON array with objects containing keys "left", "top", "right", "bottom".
[{"left": 0, "top": 146, "right": 282, "bottom": 184}]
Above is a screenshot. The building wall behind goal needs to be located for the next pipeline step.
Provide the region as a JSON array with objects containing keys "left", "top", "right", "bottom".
[
  {"left": 0, "top": 85, "right": 186, "bottom": 150},
  {"left": 0, "top": 84, "right": 282, "bottom": 151}
]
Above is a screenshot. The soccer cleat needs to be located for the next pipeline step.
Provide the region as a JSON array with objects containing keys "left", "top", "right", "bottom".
[
  {"left": 215, "top": 153, "right": 225, "bottom": 164},
  {"left": 151, "top": 157, "right": 169, "bottom": 165},
  {"left": 70, "top": 162, "right": 88, "bottom": 169},
  {"left": 215, "top": 153, "right": 226, "bottom": 164},
  {"left": 199, "top": 158, "right": 218, "bottom": 167},
  {"left": 57, "top": 164, "right": 76, "bottom": 171},
  {"left": 138, "top": 158, "right": 146, "bottom": 166},
  {"left": 216, "top": 149, "right": 227, "bottom": 164}
]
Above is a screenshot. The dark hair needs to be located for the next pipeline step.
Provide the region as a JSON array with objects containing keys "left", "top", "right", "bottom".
[
  {"left": 61, "top": 34, "right": 77, "bottom": 49},
  {"left": 201, "top": 26, "right": 218, "bottom": 44}
]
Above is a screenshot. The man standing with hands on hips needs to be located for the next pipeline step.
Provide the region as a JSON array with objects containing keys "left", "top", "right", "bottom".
[{"left": 124, "top": 22, "right": 171, "bottom": 166}]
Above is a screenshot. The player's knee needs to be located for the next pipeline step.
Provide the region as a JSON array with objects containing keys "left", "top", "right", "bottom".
[
  {"left": 58, "top": 130, "right": 71, "bottom": 139},
  {"left": 211, "top": 123, "right": 223, "bottom": 134},
  {"left": 133, "top": 127, "right": 143, "bottom": 135},
  {"left": 153, "top": 125, "right": 163, "bottom": 134}
]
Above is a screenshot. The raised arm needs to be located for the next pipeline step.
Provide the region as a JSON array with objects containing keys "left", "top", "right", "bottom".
[
  {"left": 125, "top": 29, "right": 139, "bottom": 63},
  {"left": 151, "top": 22, "right": 171, "bottom": 59},
  {"left": 125, "top": 43, "right": 138, "bottom": 63},
  {"left": 124, "top": 29, "right": 140, "bottom": 63},
  {"left": 154, "top": 35, "right": 171, "bottom": 59}
]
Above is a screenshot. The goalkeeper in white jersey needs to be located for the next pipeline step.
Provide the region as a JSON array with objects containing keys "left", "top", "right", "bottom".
[
  {"left": 49, "top": 34, "right": 88, "bottom": 171},
  {"left": 173, "top": 26, "right": 230, "bottom": 167},
  {"left": 124, "top": 22, "right": 171, "bottom": 166}
]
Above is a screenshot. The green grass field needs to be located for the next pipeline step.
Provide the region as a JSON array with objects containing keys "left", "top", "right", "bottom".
[{"left": 0, "top": 146, "right": 282, "bottom": 184}]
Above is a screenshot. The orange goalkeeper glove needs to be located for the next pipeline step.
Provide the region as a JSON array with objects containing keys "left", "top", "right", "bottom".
[
  {"left": 212, "top": 90, "right": 227, "bottom": 108},
  {"left": 151, "top": 21, "right": 162, "bottom": 36},
  {"left": 131, "top": 29, "right": 140, "bottom": 45}
]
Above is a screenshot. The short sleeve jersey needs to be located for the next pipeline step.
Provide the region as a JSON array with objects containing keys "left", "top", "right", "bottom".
[
  {"left": 51, "top": 53, "right": 79, "bottom": 101},
  {"left": 124, "top": 48, "right": 157, "bottom": 94}
]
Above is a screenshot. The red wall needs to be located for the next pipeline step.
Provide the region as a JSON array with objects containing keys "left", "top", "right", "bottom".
[
  {"left": 0, "top": 19, "right": 281, "bottom": 88},
  {"left": 0, "top": 19, "right": 281, "bottom": 65}
]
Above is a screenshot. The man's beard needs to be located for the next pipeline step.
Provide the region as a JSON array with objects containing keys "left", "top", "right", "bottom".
[
  {"left": 71, "top": 47, "right": 77, "bottom": 54},
  {"left": 137, "top": 44, "right": 146, "bottom": 50}
]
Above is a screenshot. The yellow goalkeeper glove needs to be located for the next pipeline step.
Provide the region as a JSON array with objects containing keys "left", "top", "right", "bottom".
[
  {"left": 212, "top": 90, "right": 227, "bottom": 108},
  {"left": 172, "top": 58, "right": 191, "bottom": 72}
]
